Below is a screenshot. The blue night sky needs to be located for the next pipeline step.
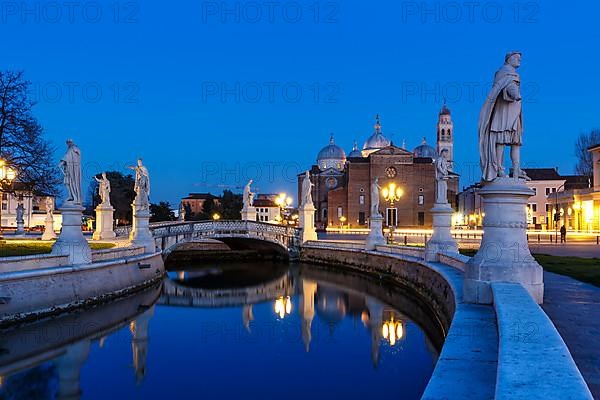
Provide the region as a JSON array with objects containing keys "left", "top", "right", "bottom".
[{"left": 3, "top": 0, "right": 599, "bottom": 205}]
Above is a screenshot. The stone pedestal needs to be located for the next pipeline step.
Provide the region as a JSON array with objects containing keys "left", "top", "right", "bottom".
[
  {"left": 464, "top": 178, "right": 544, "bottom": 304},
  {"left": 425, "top": 203, "right": 458, "bottom": 262},
  {"left": 241, "top": 207, "right": 257, "bottom": 222},
  {"left": 299, "top": 203, "right": 317, "bottom": 243},
  {"left": 15, "top": 220, "right": 25, "bottom": 236},
  {"left": 93, "top": 203, "right": 116, "bottom": 240},
  {"left": 51, "top": 204, "right": 91, "bottom": 265},
  {"left": 365, "top": 214, "right": 385, "bottom": 250},
  {"left": 41, "top": 214, "right": 57, "bottom": 241},
  {"left": 130, "top": 206, "right": 155, "bottom": 253}
]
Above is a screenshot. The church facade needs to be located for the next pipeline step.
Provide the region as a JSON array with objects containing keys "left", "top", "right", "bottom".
[{"left": 298, "top": 106, "right": 459, "bottom": 229}]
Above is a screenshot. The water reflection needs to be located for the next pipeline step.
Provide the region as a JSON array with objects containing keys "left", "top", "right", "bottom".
[{"left": 0, "top": 262, "right": 443, "bottom": 399}]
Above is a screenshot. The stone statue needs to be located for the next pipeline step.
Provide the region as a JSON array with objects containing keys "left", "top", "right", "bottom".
[
  {"left": 128, "top": 159, "right": 150, "bottom": 211},
  {"left": 58, "top": 139, "right": 83, "bottom": 205},
  {"left": 179, "top": 202, "right": 186, "bottom": 221},
  {"left": 16, "top": 203, "right": 24, "bottom": 223},
  {"left": 45, "top": 197, "right": 54, "bottom": 216},
  {"left": 301, "top": 171, "right": 314, "bottom": 207},
  {"left": 370, "top": 177, "right": 381, "bottom": 216},
  {"left": 243, "top": 179, "right": 254, "bottom": 210},
  {"left": 94, "top": 172, "right": 111, "bottom": 206},
  {"left": 435, "top": 149, "right": 450, "bottom": 204},
  {"left": 478, "top": 51, "right": 528, "bottom": 182}
]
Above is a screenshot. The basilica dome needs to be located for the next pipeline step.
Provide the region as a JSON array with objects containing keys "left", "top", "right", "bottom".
[
  {"left": 362, "top": 115, "right": 391, "bottom": 157},
  {"left": 317, "top": 133, "right": 346, "bottom": 171},
  {"left": 348, "top": 141, "right": 363, "bottom": 158},
  {"left": 413, "top": 137, "right": 437, "bottom": 159}
]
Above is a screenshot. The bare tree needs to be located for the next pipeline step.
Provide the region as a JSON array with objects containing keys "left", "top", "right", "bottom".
[
  {"left": 574, "top": 129, "right": 600, "bottom": 178},
  {"left": 0, "top": 70, "right": 60, "bottom": 194}
]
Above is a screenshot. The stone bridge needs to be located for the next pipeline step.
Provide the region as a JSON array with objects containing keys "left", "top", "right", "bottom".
[{"left": 115, "top": 220, "right": 301, "bottom": 259}]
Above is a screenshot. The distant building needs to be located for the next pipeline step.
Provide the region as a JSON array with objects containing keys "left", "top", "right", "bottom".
[
  {"left": 253, "top": 198, "right": 281, "bottom": 223},
  {"left": 457, "top": 168, "right": 591, "bottom": 230},
  {"left": 298, "top": 110, "right": 459, "bottom": 229},
  {"left": 1, "top": 183, "right": 61, "bottom": 230},
  {"left": 180, "top": 193, "right": 220, "bottom": 218},
  {"left": 554, "top": 144, "right": 600, "bottom": 231}
]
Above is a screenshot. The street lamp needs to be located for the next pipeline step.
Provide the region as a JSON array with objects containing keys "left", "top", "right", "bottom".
[
  {"left": 381, "top": 314, "right": 404, "bottom": 346},
  {"left": 0, "top": 159, "right": 17, "bottom": 238},
  {"left": 212, "top": 213, "right": 221, "bottom": 221},
  {"left": 339, "top": 215, "right": 346, "bottom": 230},
  {"left": 274, "top": 296, "right": 292, "bottom": 319},
  {"left": 381, "top": 182, "right": 404, "bottom": 207},
  {"left": 275, "top": 193, "right": 292, "bottom": 225}
]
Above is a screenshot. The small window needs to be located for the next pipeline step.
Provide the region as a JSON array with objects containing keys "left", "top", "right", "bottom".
[
  {"left": 545, "top": 188, "right": 550, "bottom": 196},
  {"left": 532, "top": 204, "right": 537, "bottom": 212},
  {"left": 532, "top": 187, "right": 537, "bottom": 195},
  {"left": 418, "top": 195, "right": 424, "bottom": 205},
  {"left": 359, "top": 195, "right": 365, "bottom": 205},
  {"left": 337, "top": 207, "right": 343, "bottom": 218},
  {"left": 419, "top": 188, "right": 424, "bottom": 193}
]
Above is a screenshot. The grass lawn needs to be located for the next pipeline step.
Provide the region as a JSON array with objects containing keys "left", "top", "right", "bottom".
[
  {"left": 0, "top": 240, "right": 115, "bottom": 258},
  {"left": 460, "top": 249, "right": 600, "bottom": 287}
]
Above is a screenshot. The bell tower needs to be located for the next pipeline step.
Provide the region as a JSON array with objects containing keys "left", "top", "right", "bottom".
[{"left": 437, "top": 101, "right": 454, "bottom": 169}]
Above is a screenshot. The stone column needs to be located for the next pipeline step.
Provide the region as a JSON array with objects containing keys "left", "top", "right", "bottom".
[
  {"left": 365, "top": 214, "right": 385, "bottom": 250},
  {"left": 425, "top": 202, "right": 458, "bottom": 261},
  {"left": 241, "top": 206, "right": 257, "bottom": 222},
  {"left": 298, "top": 203, "right": 317, "bottom": 243},
  {"left": 464, "top": 178, "right": 544, "bottom": 304},
  {"left": 130, "top": 205, "right": 155, "bottom": 253},
  {"left": 93, "top": 203, "right": 116, "bottom": 240},
  {"left": 42, "top": 213, "right": 57, "bottom": 241},
  {"left": 51, "top": 204, "right": 91, "bottom": 265},
  {"left": 130, "top": 306, "right": 155, "bottom": 384}
]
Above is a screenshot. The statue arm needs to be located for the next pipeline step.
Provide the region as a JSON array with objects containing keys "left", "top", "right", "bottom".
[{"left": 503, "top": 81, "right": 521, "bottom": 102}]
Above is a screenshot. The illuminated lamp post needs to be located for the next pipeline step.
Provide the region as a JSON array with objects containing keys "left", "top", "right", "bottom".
[{"left": 0, "top": 160, "right": 17, "bottom": 239}]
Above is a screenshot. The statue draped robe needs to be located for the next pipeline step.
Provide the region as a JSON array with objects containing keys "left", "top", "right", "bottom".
[
  {"left": 61, "top": 144, "right": 82, "bottom": 204},
  {"left": 478, "top": 64, "right": 523, "bottom": 182}
]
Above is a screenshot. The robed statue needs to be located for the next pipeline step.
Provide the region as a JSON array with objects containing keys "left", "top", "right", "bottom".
[
  {"left": 301, "top": 171, "right": 314, "bottom": 207},
  {"left": 243, "top": 179, "right": 254, "bottom": 210},
  {"left": 45, "top": 197, "right": 54, "bottom": 216},
  {"left": 94, "top": 172, "right": 111, "bottom": 206},
  {"left": 59, "top": 139, "right": 83, "bottom": 205},
  {"left": 435, "top": 149, "right": 450, "bottom": 204},
  {"left": 15, "top": 203, "right": 24, "bottom": 223},
  {"left": 179, "top": 202, "right": 186, "bottom": 221},
  {"left": 128, "top": 159, "right": 150, "bottom": 211},
  {"left": 478, "top": 51, "right": 528, "bottom": 182},
  {"left": 370, "top": 177, "right": 381, "bottom": 217}
]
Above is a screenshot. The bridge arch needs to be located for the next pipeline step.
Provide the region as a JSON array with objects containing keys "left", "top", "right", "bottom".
[{"left": 119, "top": 220, "right": 301, "bottom": 260}]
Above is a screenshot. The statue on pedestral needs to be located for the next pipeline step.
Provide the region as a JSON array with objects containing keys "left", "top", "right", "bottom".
[
  {"left": 94, "top": 172, "right": 111, "bottom": 206},
  {"left": 59, "top": 139, "right": 83, "bottom": 205},
  {"left": 129, "top": 159, "right": 150, "bottom": 211},
  {"left": 478, "top": 51, "right": 528, "bottom": 182},
  {"left": 301, "top": 171, "right": 314, "bottom": 207},
  {"left": 16, "top": 203, "right": 24, "bottom": 223},
  {"left": 370, "top": 177, "right": 381, "bottom": 217},
  {"left": 435, "top": 149, "right": 450, "bottom": 204},
  {"left": 45, "top": 197, "right": 54, "bottom": 216},
  {"left": 179, "top": 202, "right": 186, "bottom": 221},
  {"left": 243, "top": 179, "right": 254, "bottom": 210}
]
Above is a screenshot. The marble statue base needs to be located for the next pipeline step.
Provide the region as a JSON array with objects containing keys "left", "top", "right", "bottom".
[
  {"left": 299, "top": 203, "right": 318, "bottom": 243},
  {"left": 41, "top": 215, "right": 57, "bottom": 241},
  {"left": 93, "top": 203, "right": 116, "bottom": 240},
  {"left": 365, "top": 214, "right": 386, "bottom": 250},
  {"left": 241, "top": 207, "right": 257, "bottom": 222},
  {"left": 464, "top": 177, "right": 544, "bottom": 304},
  {"left": 425, "top": 203, "right": 458, "bottom": 262},
  {"left": 51, "top": 203, "right": 92, "bottom": 265},
  {"left": 130, "top": 206, "right": 155, "bottom": 253}
]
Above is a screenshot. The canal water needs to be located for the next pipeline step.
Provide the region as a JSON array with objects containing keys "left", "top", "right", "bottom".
[{"left": 0, "top": 261, "right": 443, "bottom": 399}]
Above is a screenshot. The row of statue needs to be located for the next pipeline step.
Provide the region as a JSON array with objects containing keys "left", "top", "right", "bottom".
[
  {"left": 58, "top": 139, "right": 150, "bottom": 211},
  {"left": 242, "top": 171, "right": 315, "bottom": 211}
]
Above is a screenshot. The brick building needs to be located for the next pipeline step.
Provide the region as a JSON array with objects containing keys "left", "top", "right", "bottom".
[{"left": 298, "top": 108, "right": 459, "bottom": 229}]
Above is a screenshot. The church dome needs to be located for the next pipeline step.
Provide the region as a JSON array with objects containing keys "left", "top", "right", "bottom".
[
  {"left": 362, "top": 115, "right": 391, "bottom": 156},
  {"left": 348, "top": 140, "right": 363, "bottom": 158},
  {"left": 413, "top": 137, "right": 437, "bottom": 159},
  {"left": 317, "top": 133, "right": 346, "bottom": 171}
]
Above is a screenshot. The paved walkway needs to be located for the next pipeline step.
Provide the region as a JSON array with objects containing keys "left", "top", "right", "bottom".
[{"left": 542, "top": 271, "right": 600, "bottom": 397}]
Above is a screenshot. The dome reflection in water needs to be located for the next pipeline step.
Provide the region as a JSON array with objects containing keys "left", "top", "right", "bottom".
[{"left": 0, "top": 261, "right": 443, "bottom": 400}]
